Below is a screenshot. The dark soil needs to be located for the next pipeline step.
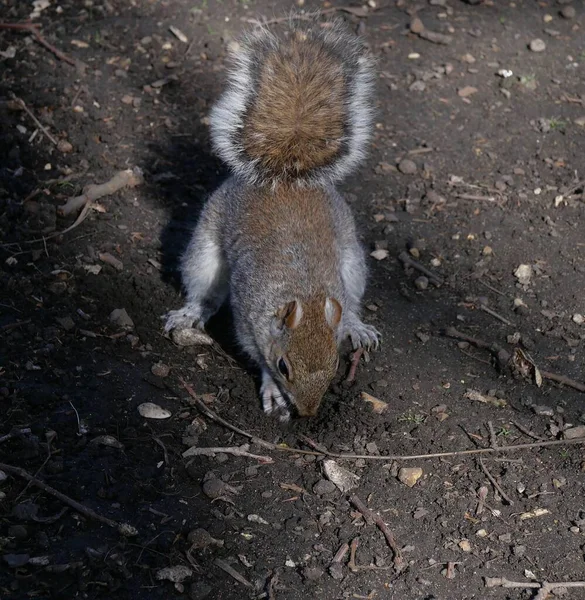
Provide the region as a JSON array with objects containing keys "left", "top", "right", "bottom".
[{"left": 2, "top": 1, "right": 585, "bottom": 599}]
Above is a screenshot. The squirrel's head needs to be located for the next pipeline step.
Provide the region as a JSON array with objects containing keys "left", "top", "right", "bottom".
[{"left": 268, "top": 297, "right": 341, "bottom": 417}]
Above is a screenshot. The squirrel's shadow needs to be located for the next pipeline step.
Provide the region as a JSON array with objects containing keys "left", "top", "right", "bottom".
[{"left": 147, "top": 83, "right": 254, "bottom": 367}]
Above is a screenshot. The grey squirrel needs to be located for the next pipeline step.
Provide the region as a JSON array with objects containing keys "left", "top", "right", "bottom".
[{"left": 164, "top": 20, "right": 380, "bottom": 419}]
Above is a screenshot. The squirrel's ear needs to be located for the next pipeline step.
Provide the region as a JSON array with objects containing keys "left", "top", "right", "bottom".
[
  {"left": 276, "top": 300, "right": 303, "bottom": 330},
  {"left": 325, "top": 297, "right": 342, "bottom": 328}
]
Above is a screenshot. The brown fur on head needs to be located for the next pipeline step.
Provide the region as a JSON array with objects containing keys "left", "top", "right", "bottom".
[{"left": 269, "top": 296, "right": 342, "bottom": 417}]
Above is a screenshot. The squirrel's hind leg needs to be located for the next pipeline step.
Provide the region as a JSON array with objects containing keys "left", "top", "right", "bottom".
[{"left": 164, "top": 223, "right": 228, "bottom": 332}]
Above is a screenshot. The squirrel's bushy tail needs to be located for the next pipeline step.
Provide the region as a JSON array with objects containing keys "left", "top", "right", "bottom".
[{"left": 210, "top": 20, "right": 375, "bottom": 186}]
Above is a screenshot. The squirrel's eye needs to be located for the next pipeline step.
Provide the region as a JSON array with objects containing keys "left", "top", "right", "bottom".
[{"left": 277, "top": 358, "right": 290, "bottom": 379}]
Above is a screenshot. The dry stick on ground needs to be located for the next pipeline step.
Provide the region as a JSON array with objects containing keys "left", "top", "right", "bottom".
[
  {"left": 11, "top": 95, "right": 57, "bottom": 145},
  {"left": 479, "top": 304, "right": 514, "bottom": 326},
  {"left": 478, "top": 458, "right": 514, "bottom": 505},
  {"left": 398, "top": 251, "right": 444, "bottom": 286},
  {"left": 349, "top": 494, "right": 405, "bottom": 571},
  {"left": 214, "top": 559, "right": 253, "bottom": 589},
  {"left": 456, "top": 193, "right": 497, "bottom": 202},
  {"left": 346, "top": 347, "right": 364, "bottom": 383},
  {"left": 152, "top": 436, "right": 170, "bottom": 465},
  {"left": 0, "top": 428, "right": 32, "bottom": 444},
  {"left": 266, "top": 570, "right": 280, "bottom": 600},
  {"left": 183, "top": 444, "right": 274, "bottom": 463},
  {"left": 444, "top": 327, "right": 585, "bottom": 393},
  {"left": 487, "top": 421, "right": 498, "bottom": 449},
  {"left": 478, "top": 278, "right": 506, "bottom": 297},
  {"left": 332, "top": 542, "right": 349, "bottom": 563},
  {"left": 25, "top": 200, "right": 93, "bottom": 246},
  {"left": 485, "top": 576, "right": 585, "bottom": 599},
  {"left": 0, "top": 21, "right": 76, "bottom": 66},
  {"left": 182, "top": 380, "right": 585, "bottom": 461},
  {"left": 512, "top": 420, "right": 545, "bottom": 442},
  {"left": 60, "top": 167, "right": 144, "bottom": 216},
  {"left": 0, "top": 462, "right": 138, "bottom": 536},
  {"left": 348, "top": 537, "right": 360, "bottom": 573}
]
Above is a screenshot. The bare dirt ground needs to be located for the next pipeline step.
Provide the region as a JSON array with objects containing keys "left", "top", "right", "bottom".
[{"left": 1, "top": 1, "right": 585, "bottom": 599}]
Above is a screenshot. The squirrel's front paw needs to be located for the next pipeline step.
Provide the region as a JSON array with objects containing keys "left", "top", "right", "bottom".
[
  {"left": 163, "top": 304, "right": 203, "bottom": 333},
  {"left": 260, "top": 373, "right": 290, "bottom": 422},
  {"left": 346, "top": 320, "right": 381, "bottom": 351}
]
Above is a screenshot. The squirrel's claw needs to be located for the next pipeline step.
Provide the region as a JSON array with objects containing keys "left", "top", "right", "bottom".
[
  {"left": 261, "top": 372, "right": 290, "bottom": 421},
  {"left": 162, "top": 304, "right": 203, "bottom": 333},
  {"left": 346, "top": 320, "right": 381, "bottom": 351}
]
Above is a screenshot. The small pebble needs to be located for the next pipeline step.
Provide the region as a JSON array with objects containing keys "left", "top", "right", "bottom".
[
  {"left": 303, "top": 566, "right": 324, "bottom": 582},
  {"left": 398, "top": 158, "right": 417, "bottom": 174},
  {"left": 414, "top": 276, "right": 429, "bottom": 290},
  {"left": 410, "top": 17, "right": 425, "bottom": 34},
  {"left": 513, "top": 545, "right": 526, "bottom": 557},
  {"left": 313, "top": 479, "right": 337, "bottom": 496},
  {"left": 560, "top": 6, "right": 576, "bottom": 18},
  {"left": 533, "top": 405, "right": 554, "bottom": 417},
  {"left": 398, "top": 467, "right": 423, "bottom": 487},
  {"left": 57, "top": 139, "right": 73, "bottom": 153},
  {"left": 329, "top": 563, "right": 344, "bottom": 580},
  {"left": 564, "top": 426, "right": 585, "bottom": 440},
  {"left": 151, "top": 361, "right": 170, "bottom": 378},
  {"left": 529, "top": 38, "right": 546, "bottom": 52},
  {"left": 572, "top": 313, "right": 584, "bottom": 325},
  {"left": 110, "top": 308, "right": 134, "bottom": 329}
]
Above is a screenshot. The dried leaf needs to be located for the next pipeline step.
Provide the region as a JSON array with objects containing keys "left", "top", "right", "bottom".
[
  {"left": 519, "top": 508, "right": 550, "bottom": 520},
  {"left": 361, "top": 391, "right": 388, "bottom": 414},
  {"left": 458, "top": 86, "right": 478, "bottom": 98}
]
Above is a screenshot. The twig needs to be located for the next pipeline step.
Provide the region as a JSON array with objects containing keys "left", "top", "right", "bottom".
[
  {"left": 512, "top": 420, "right": 545, "bottom": 442},
  {"left": 11, "top": 95, "right": 57, "bottom": 145},
  {"left": 0, "top": 462, "right": 137, "bottom": 536},
  {"left": 478, "top": 278, "right": 506, "bottom": 297},
  {"left": 266, "top": 569, "right": 280, "bottom": 600},
  {"left": 348, "top": 537, "right": 360, "bottom": 572},
  {"left": 540, "top": 369, "right": 585, "bottom": 393},
  {"left": 562, "top": 179, "right": 585, "bottom": 197},
  {"left": 444, "top": 327, "right": 585, "bottom": 393},
  {"left": 478, "top": 458, "right": 514, "bottom": 505},
  {"left": 153, "top": 436, "right": 170, "bottom": 465},
  {"left": 0, "top": 21, "right": 76, "bottom": 65},
  {"left": 446, "top": 562, "right": 457, "bottom": 579},
  {"left": 59, "top": 167, "right": 144, "bottom": 216},
  {"left": 346, "top": 347, "right": 364, "bottom": 383},
  {"left": 180, "top": 380, "right": 585, "bottom": 460},
  {"left": 68, "top": 401, "right": 83, "bottom": 436},
  {"left": 479, "top": 304, "right": 514, "bottom": 326},
  {"left": 214, "top": 559, "right": 253, "bottom": 588},
  {"left": 0, "top": 428, "right": 32, "bottom": 444},
  {"left": 1, "top": 319, "right": 31, "bottom": 332},
  {"left": 485, "top": 576, "right": 585, "bottom": 598},
  {"left": 349, "top": 495, "right": 404, "bottom": 571},
  {"left": 475, "top": 485, "right": 488, "bottom": 515},
  {"left": 25, "top": 200, "right": 92, "bottom": 244},
  {"left": 487, "top": 421, "right": 498, "bottom": 449},
  {"left": 398, "top": 251, "right": 444, "bottom": 286},
  {"left": 456, "top": 193, "right": 497, "bottom": 202},
  {"left": 332, "top": 542, "right": 349, "bottom": 563},
  {"left": 183, "top": 444, "right": 273, "bottom": 464}
]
